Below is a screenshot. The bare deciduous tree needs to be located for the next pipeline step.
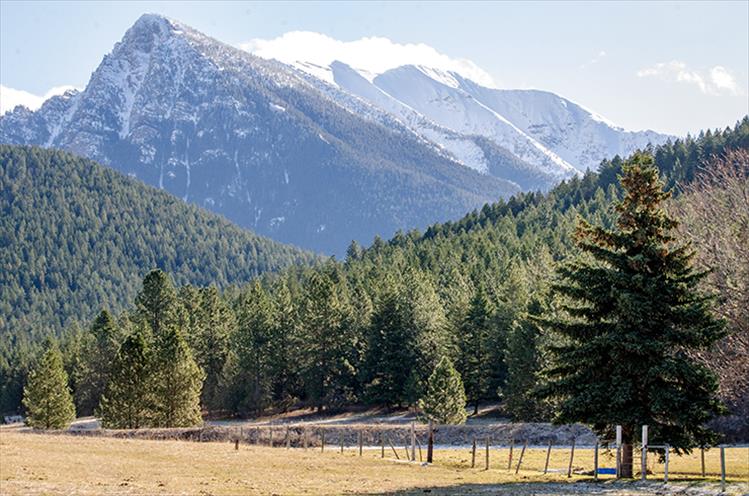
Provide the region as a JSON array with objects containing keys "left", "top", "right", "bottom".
[{"left": 673, "top": 149, "right": 749, "bottom": 439}]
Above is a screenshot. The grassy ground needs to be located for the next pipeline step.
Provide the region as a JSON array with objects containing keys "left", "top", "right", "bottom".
[{"left": 0, "top": 431, "right": 746, "bottom": 495}]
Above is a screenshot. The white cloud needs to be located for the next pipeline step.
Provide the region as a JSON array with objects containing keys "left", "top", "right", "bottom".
[
  {"left": 240, "top": 31, "right": 497, "bottom": 88},
  {"left": 636, "top": 61, "right": 743, "bottom": 96},
  {"left": 0, "top": 85, "right": 80, "bottom": 115}
]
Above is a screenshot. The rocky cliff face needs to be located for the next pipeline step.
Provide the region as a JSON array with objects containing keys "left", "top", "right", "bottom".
[{"left": 0, "top": 15, "right": 518, "bottom": 255}]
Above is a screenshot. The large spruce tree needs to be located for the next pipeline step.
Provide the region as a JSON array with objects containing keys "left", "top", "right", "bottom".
[
  {"left": 539, "top": 153, "right": 725, "bottom": 477},
  {"left": 22, "top": 341, "right": 76, "bottom": 429}
]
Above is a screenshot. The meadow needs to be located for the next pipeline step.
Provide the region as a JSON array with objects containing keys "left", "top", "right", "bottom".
[{"left": 1, "top": 430, "right": 746, "bottom": 495}]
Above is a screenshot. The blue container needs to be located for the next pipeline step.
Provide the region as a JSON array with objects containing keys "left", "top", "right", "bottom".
[{"left": 597, "top": 468, "right": 617, "bottom": 475}]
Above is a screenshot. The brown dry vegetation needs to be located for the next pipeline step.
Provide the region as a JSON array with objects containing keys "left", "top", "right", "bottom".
[
  {"left": 674, "top": 150, "right": 749, "bottom": 440},
  {"left": 0, "top": 430, "right": 747, "bottom": 495}
]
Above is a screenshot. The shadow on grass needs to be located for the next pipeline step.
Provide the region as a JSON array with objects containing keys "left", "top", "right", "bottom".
[{"left": 357, "top": 479, "right": 738, "bottom": 495}]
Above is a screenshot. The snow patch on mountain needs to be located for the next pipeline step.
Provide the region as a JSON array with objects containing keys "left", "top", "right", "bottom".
[{"left": 245, "top": 35, "right": 671, "bottom": 175}]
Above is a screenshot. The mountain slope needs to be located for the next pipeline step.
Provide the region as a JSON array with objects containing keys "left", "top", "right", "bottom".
[
  {"left": 0, "top": 145, "right": 318, "bottom": 337},
  {"left": 281, "top": 60, "right": 671, "bottom": 176},
  {"left": 0, "top": 15, "right": 518, "bottom": 255}
]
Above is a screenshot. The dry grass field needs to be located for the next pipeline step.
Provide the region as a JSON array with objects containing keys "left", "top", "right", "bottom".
[{"left": 0, "top": 430, "right": 747, "bottom": 495}]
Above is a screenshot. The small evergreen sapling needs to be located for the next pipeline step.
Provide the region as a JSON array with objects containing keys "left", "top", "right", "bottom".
[{"left": 419, "top": 356, "right": 467, "bottom": 425}]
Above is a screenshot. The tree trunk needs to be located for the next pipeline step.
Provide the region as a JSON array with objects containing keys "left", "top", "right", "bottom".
[{"left": 620, "top": 443, "right": 634, "bottom": 478}]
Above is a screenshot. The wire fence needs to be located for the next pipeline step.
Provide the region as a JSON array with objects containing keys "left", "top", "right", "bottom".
[{"left": 58, "top": 422, "right": 749, "bottom": 485}]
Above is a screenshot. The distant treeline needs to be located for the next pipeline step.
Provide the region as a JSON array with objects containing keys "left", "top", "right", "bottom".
[{"left": 1, "top": 118, "right": 747, "bottom": 431}]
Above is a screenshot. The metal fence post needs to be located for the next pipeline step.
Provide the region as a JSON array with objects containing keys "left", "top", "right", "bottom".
[
  {"left": 641, "top": 425, "right": 648, "bottom": 481},
  {"left": 664, "top": 444, "right": 669, "bottom": 484},
  {"left": 615, "top": 426, "right": 622, "bottom": 479},
  {"left": 593, "top": 442, "right": 599, "bottom": 480}
]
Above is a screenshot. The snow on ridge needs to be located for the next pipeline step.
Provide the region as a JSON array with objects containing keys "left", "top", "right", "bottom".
[{"left": 44, "top": 91, "right": 82, "bottom": 147}]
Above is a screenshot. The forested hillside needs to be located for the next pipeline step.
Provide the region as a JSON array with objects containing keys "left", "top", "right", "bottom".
[
  {"left": 0, "top": 145, "right": 318, "bottom": 339},
  {"left": 2, "top": 119, "right": 747, "bottom": 439}
]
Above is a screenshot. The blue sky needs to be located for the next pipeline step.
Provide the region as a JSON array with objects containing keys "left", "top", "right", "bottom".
[{"left": 1, "top": 0, "right": 747, "bottom": 135}]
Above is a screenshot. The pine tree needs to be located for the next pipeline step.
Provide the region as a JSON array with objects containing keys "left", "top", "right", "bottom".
[
  {"left": 365, "top": 271, "right": 449, "bottom": 407},
  {"left": 401, "top": 271, "right": 451, "bottom": 405},
  {"left": 299, "top": 270, "right": 354, "bottom": 411},
  {"left": 192, "top": 286, "right": 233, "bottom": 412},
  {"left": 539, "top": 153, "right": 726, "bottom": 477},
  {"left": 364, "top": 278, "right": 410, "bottom": 405},
  {"left": 232, "top": 281, "right": 276, "bottom": 415},
  {"left": 22, "top": 341, "right": 76, "bottom": 429},
  {"left": 76, "top": 310, "right": 120, "bottom": 416},
  {"left": 99, "top": 324, "right": 153, "bottom": 429},
  {"left": 458, "top": 288, "right": 494, "bottom": 415},
  {"left": 268, "top": 279, "right": 301, "bottom": 410},
  {"left": 419, "top": 356, "right": 467, "bottom": 425},
  {"left": 151, "top": 326, "right": 204, "bottom": 427},
  {"left": 131, "top": 270, "right": 204, "bottom": 427},
  {"left": 504, "top": 299, "right": 545, "bottom": 420},
  {"left": 135, "top": 269, "right": 180, "bottom": 338}
]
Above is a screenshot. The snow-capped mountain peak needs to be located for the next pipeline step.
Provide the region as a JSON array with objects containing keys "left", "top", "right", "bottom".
[
  {"left": 246, "top": 36, "right": 671, "bottom": 175},
  {"left": 1, "top": 15, "right": 522, "bottom": 255}
]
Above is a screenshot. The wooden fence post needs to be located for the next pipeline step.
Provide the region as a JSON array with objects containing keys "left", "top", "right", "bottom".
[
  {"left": 427, "top": 420, "right": 434, "bottom": 464},
  {"left": 544, "top": 440, "right": 553, "bottom": 474},
  {"left": 471, "top": 437, "right": 477, "bottom": 468},
  {"left": 515, "top": 439, "right": 527, "bottom": 475},
  {"left": 411, "top": 422, "right": 416, "bottom": 462},
  {"left": 507, "top": 438, "right": 514, "bottom": 471},
  {"left": 720, "top": 446, "right": 726, "bottom": 492},
  {"left": 235, "top": 439, "right": 239, "bottom": 450},
  {"left": 388, "top": 436, "right": 399, "bottom": 459},
  {"left": 359, "top": 431, "right": 363, "bottom": 457},
  {"left": 664, "top": 444, "right": 669, "bottom": 483},
  {"left": 321, "top": 429, "right": 325, "bottom": 452},
  {"left": 340, "top": 432, "right": 344, "bottom": 453},
  {"left": 567, "top": 438, "right": 576, "bottom": 478},
  {"left": 485, "top": 438, "right": 490, "bottom": 470},
  {"left": 701, "top": 447, "right": 706, "bottom": 478},
  {"left": 380, "top": 432, "right": 384, "bottom": 458}
]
